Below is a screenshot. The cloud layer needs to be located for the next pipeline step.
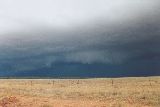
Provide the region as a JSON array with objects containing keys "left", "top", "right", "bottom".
[{"left": 0, "top": 0, "right": 160, "bottom": 75}]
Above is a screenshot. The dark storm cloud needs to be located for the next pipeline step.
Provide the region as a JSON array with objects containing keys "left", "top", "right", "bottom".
[
  {"left": 0, "top": 15, "right": 160, "bottom": 72},
  {"left": 0, "top": 0, "right": 160, "bottom": 73}
]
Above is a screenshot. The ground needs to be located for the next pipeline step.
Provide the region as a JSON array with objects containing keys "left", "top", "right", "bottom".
[{"left": 0, "top": 76, "right": 160, "bottom": 107}]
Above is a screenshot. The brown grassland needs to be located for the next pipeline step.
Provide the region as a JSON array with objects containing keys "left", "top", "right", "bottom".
[{"left": 0, "top": 76, "right": 160, "bottom": 107}]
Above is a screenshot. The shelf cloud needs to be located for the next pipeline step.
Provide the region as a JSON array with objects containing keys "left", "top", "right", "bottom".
[{"left": 0, "top": 0, "right": 159, "bottom": 75}]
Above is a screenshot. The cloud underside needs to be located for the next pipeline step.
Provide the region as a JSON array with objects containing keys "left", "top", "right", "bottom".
[
  {"left": 0, "top": 0, "right": 160, "bottom": 73},
  {"left": 0, "top": 18, "right": 160, "bottom": 72}
]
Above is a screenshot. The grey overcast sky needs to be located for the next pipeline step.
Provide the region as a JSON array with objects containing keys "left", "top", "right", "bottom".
[{"left": 0, "top": 0, "right": 160, "bottom": 77}]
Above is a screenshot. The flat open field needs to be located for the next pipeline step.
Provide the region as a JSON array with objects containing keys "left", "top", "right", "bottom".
[{"left": 0, "top": 77, "right": 160, "bottom": 107}]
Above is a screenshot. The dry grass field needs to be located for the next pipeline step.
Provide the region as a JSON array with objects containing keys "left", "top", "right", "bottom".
[{"left": 0, "top": 76, "right": 160, "bottom": 107}]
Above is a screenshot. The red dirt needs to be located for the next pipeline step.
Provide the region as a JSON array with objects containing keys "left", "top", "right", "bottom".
[{"left": 0, "top": 96, "right": 109, "bottom": 107}]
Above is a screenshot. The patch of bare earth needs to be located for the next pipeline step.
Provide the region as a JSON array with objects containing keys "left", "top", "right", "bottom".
[{"left": 0, "top": 95, "right": 152, "bottom": 107}]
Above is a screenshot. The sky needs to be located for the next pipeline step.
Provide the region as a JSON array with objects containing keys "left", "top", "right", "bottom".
[{"left": 0, "top": 0, "right": 160, "bottom": 77}]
